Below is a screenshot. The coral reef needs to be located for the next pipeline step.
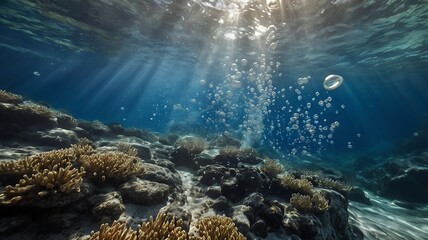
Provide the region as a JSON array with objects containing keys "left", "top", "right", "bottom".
[
  {"left": 0, "top": 164, "right": 85, "bottom": 205},
  {"left": 290, "top": 192, "right": 329, "bottom": 213},
  {"left": 80, "top": 151, "right": 143, "bottom": 182},
  {"left": 0, "top": 90, "right": 23, "bottom": 104},
  {"left": 259, "top": 158, "right": 285, "bottom": 179},
  {"left": 318, "top": 177, "right": 350, "bottom": 194},
  {"left": 176, "top": 137, "right": 206, "bottom": 154},
  {"left": 190, "top": 215, "right": 246, "bottom": 240},
  {"left": 280, "top": 175, "right": 313, "bottom": 194},
  {"left": 138, "top": 212, "right": 187, "bottom": 240},
  {"left": 90, "top": 221, "right": 136, "bottom": 240}
]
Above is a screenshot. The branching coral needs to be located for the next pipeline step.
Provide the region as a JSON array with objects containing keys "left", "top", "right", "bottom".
[
  {"left": 0, "top": 146, "right": 93, "bottom": 205},
  {"left": 0, "top": 146, "right": 88, "bottom": 177},
  {"left": 80, "top": 151, "right": 143, "bottom": 182},
  {"left": 290, "top": 192, "right": 329, "bottom": 213},
  {"left": 90, "top": 221, "right": 137, "bottom": 240},
  {"left": 280, "top": 175, "right": 313, "bottom": 194},
  {"left": 176, "top": 137, "right": 206, "bottom": 154},
  {"left": 318, "top": 177, "right": 350, "bottom": 193},
  {"left": 260, "top": 158, "right": 285, "bottom": 179},
  {"left": 0, "top": 90, "right": 23, "bottom": 104},
  {"left": 137, "top": 212, "right": 187, "bottom": 240},
  {"left": 190, "top": 215, "right": 246, "bottom": 240},
  {"left": 0, "top": 163, "right": 85, "bottom": 205}
]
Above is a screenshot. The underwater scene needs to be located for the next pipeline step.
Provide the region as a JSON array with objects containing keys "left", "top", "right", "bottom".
[{"left": 0, "top": 0, "right": 427, "bottom": 239}]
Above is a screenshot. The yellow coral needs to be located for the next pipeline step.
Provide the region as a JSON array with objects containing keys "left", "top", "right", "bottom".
[
  {"left": 0, "top": 163, "right": 85, "bottom": 205},
  {"left": 260, "top": 158, "right": 284, "bottom": 179},
  {"left": 290, "top": 192, "right": 329, "bottom": 213},
  {"left": 80, "top": 151, "right": 143, "bottom": 182},
  {"left": 137, "top": 212, "right": 187, "bottom": 240},
  {"left": 90, "top": 221, "right": 137, "bottom": 240},
  {"left": 280, "top": 175, "right": 313, "bottom": 194},
  {"left": 190, "top": 215, "right": 246, "bottom": 240},
  {"left": 318, "top": 177, "right": 350, "bottom": 193},
  {"left": 0, "top": 147, "right": 84, "bottom": 177}
]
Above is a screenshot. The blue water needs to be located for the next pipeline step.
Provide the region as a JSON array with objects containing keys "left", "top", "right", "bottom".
[{"left": 1, "top": 0, "right": 428, "bottom": 157}]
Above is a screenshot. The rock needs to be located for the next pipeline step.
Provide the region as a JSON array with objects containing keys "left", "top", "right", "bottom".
[
  {"left": 119, "top": 178, "right": 169, "bottom": 205},
  {"left": 123, "top": 128, "right": 158, "bottom": 142},
  {"left": 206, "top": 186, "right": 222, "bottom": 199},
  {"left": 259, "top": 200, "right": 284, "bottom": 230},
  {"left": 348, "top": 187, "right": 372, "bottom": 205},
  {"left": 32, "top": 183, "right": 90, "bottom": 208},
  {"left": 141, "top": 163, "right": 181, "bottom": 189},
  {"left": 158, "top": 135, "right": 170, "bottom": 145},
  {"left": 221, "top": 177, "right": 241, "bottom": 202},
  {"left": 38, "top": 212, "right": 77, "bottom": 233},
  {"left": 284, "top": 189, "right": 362, "bottom": 240},
  {"left": 0, "top": 102, "right": 57, "bottom": 139},
  {"left": 145, "top": 159, "right": 176, "bottom": 172},
  {"left": 213, "top": 196, "right": 231, "bottom": 212},
  {"left": 89, "top": 192, "right": 125, "bottom": 223},
  {"left": 235, "top": 168, "right": 265, "bottom": 195},
  {"left": 108, "top": 123, "right": 125, "bottom": 135},
  {"left": 0, "top": 216, "right": 31, "bottom": 234},
  {"left": 233, "top": 212, "right": 251, "bottom": 235},
  {"left": 56, "top": 114, "right": 77, "bottom": 129},
  {"left": 26, "top": 128, "right": 78, "bottom": 148},
  {"left": 209, "top": 134, "right": 241, "bottom": 148},
  {"left": 358, "top": 155, "right": 428, "bottom": 204},
  {"left": 242, "top": 193, "right": 265, "bottom": 211},
  {"left": 78, "top": 120, "right": 111, "bottom": 137},
  {"left": 381, "top": 168, "right": 428, "bottom": 203},
  {"left": 130, "top": 143, "right": 151, "bottom": 160},
  {"left": 194, "top": 155, "right": 216, "bottom": 167},
  {"left": 250, "top": 219, "right": 268, "bottom": 238},
  {"left": 169, "top": 147, "right": 196, "bottom": 170},
  {"left": 214, "top": 155, "right": 238, "bottom": 168},
  {"left": 197, "top": 165, "right": 229, "bottom": 186}
]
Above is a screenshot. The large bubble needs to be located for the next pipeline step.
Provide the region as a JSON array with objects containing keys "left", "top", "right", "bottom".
[{"left": 323, "top": 74, "right": 344, "bottom": 90}]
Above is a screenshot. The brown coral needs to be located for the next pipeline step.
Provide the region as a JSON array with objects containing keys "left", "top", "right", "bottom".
[
  {"left": 289, "top": 192, "right": 329, "bottom": 213},
  {"left": 260, "top": 158, "right": 285, "bottom": 179},
  {"left": 318, "top": 177, "right": 350, "bottom": 193},
  {"left": 90, "top": 221, "right": 137, "bottom": 240},
  {"left": 280, "top": 175, "right": 313, "bottom": 194},
  {"left": 190, "top": 215, "right": 246, "bottom": 240},
  {"left": 0, "top": 163, "right": 85, "bottom": 205},
  {"left": 0, "top": 90, "right": 23, "bottom": 104},
  {"left": 0, "top": 146, "right": 85, "bottom": 177},
  {"left": 137, "top": 212, "right": 187, "bottom": 240},
  {"left": 80, "top": 151, "right": 143, "bottom": 182}
]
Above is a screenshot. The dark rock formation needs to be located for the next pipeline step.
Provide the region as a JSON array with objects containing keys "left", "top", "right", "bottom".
[{"left": 119, "top": 178, "right": 169, "bottom": 205}]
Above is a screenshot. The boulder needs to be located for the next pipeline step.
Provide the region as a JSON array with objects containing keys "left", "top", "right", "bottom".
[
  {"left": 89, "top": 191, "right": 125, "bottom": 223},
  {"left": 119, "top": 178, "right": 169, "bottom": 205}
]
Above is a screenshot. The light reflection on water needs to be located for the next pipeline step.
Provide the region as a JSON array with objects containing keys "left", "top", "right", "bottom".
[{"left": 348, "top": 192, "right": 428, "bottom": 240}]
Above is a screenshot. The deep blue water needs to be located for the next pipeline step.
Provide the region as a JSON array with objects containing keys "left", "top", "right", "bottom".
[{"left": 1, "top": 0, "right": 427, "bottom": 157}]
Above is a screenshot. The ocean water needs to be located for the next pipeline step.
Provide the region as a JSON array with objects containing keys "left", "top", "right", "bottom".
[{"left": 0, "top": 0, "right": 428, "bottom": 239}]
